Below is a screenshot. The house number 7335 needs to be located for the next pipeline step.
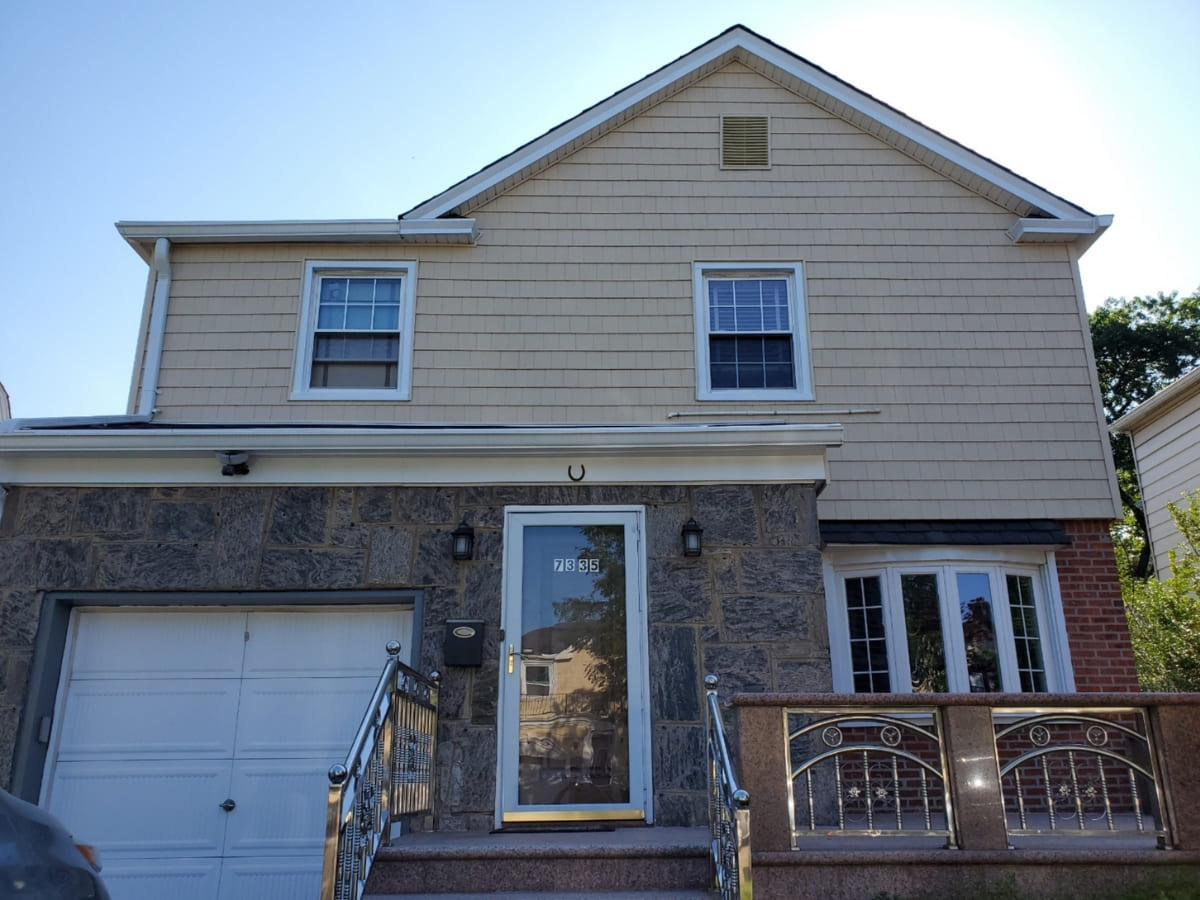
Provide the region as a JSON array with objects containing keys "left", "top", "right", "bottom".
[{"left": 553, "top": 558, "right": 601, "bottom": 573}]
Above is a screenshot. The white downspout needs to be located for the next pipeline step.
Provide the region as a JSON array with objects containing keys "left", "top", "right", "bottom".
[{"left": 137, "top": 238, "right": 171, "bottom": 417}]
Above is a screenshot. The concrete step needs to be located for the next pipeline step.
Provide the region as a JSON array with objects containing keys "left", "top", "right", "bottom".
[{"left": 363, "top": 826, "right": 711, "bottom": 896}]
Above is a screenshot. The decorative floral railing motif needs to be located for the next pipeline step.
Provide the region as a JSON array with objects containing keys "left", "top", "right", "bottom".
[
  {"left": 787, "top": 709, "right": 953, "bottom": 845},
  {"left": 320, "top": 643, "right": 439, "bottom": 900},
  {"left": 995, "top": 708, "right": 1165, "bottom": 842},
  {"left": 705, "top": 675, "right": 752, "bottom": 900}
]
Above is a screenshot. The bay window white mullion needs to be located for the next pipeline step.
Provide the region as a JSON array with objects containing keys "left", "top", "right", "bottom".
[
  {"left": 989, "top": 569, "right": 1022, "bottom": 692},
  {"left": 883, "top": 567, "right": 914, "bottom": 694}
]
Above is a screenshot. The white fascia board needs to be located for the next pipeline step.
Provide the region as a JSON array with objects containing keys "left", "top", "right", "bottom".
[
  {"left": 0, "top": 423, "right": 842, "bottom": 487},
  {"left": 1111, "top": 366, "right": 1200, "bottom": 434},
  {"left": 117, "top": 219, "right": 477, "bottom": 260},
  {"left": 405, "top": 26, "right": 1095, "bottom": 223},
  {"left": 1006, "top": 215, "right": 1113, "bottom": 244}
]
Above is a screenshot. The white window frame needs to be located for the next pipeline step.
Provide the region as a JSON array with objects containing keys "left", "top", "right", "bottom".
[
  {"left": 692, "top": 262, "right": 813, "bottom": 401},
  {"left": 291, "top": 260, "right": 418, "bottom": 401},
  {"left": 823, "top": 546, "right": 1075, "bottom": 694}
]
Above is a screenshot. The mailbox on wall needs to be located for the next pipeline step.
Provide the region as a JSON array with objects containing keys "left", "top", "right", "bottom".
[{"left": 443, "top": 619, "right": 485, "bottom": 667}]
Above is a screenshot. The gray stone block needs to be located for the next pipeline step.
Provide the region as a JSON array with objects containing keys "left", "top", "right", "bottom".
[
  {"left": 74, "top": 489, "right": 148, "bottom": 536},
  {"left": 35, "top": 539, "right": 89, "bottom": 589},
  {"left": 462, "top": 565, "right": 501, "bottom": 620},
  {"left": 412, "top": 530, "right": 460, "bottom": 587},
  {"left": 0, "top": 591, "right": 39, "bottom": 648},
  {"left": 267, "top": 487, "right": 328, "bottom": 545},
  {"left": 258, "top": 548, "right": 365, "bottom": 589},
  {"left": 777, "top": 660, "right": 833, "bottom": 693},
  {"left": 215, "top": 489, "right": 269, "bottom": 587},
  {"left": 0, "top": 539, "right": 36, "bottom": 589},
  {"left": 702, "top": 645, "right": 770, "bottom": 694},
  {"left": 721, "top": 594, "right": 810, "bottom": 642},
  {"left": 147, "top": 501, "right": 217, "bottom": 542},
  {"left": 691, "top": 486, "right": 758, "bottom": 546},
  {"left": 395, "top": 488, "right": 457, "bottom": 526},
  {"left": 367, "top": 526, "right": 414, "bottom": 584},
  {"left": 737, "top": 550, "right": 823, "bottom": 594},
  {"left": 655, "top": 790, "right": 708, "bottom": 827},
  {"left": 648, "top": 560, "right": 711, "bottom": 623},
  {"left": 94, "top": 542, "right": 216, "bottom": 590},
  {"left": 649, "top": 625, "right": 700, "bottom": 722},
  {"left": 355, "top": 487, "right": 394, "bottom": 522},
  {"left": 653, "top": 724, "right": 706, "bottom": 790},
  {"left": 436, "top": 723, "right": 497, "bottom": 813},
  {"left": 14, "top": 489, "right": 74, "bottom": 537}
]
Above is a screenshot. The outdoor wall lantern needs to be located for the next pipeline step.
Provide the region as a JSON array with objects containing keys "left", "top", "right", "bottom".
[
  {"left": 451, "top": 521, "right": 475, "bottom": 561},
  {"left": 681, "top": 518, "right": 703, "bottom": 557}
]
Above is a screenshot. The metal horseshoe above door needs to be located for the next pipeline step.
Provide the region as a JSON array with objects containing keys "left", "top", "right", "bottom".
[{"left": 567, "top": 464, "right": 586, "bottom": 482}]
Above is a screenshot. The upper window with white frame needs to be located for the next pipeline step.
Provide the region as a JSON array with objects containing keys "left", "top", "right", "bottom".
[
  {"left": 825, "top": 550, "right": 1073, "bottom": 695},
  {"left": 692, "top": 263, "right": 812, "bottom": 401},
  {"left": 292, "top": 261, "right": 417, "bottom": 400}
]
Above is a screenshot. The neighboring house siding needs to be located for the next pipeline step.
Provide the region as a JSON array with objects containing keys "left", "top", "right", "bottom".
[
  {"left": 1129, "top": 387, "right": 1200, "bottom": 574},
  {"left": 0, "top": 482, "right": 828, "bottom": 829},
  {"left": 130, "top": 61, "right": 1114, "bottom": 522}
]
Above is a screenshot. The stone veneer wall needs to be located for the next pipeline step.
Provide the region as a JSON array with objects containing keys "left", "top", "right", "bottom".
[{"left": 0, "top": 482, "right": 828, "bottom": 828}]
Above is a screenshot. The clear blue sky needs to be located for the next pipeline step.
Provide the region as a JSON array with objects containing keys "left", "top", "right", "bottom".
[{"left": 2, "top": 0, "right": 1197, "bottom": 418}]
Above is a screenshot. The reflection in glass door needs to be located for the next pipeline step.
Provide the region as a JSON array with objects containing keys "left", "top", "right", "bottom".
[{"left": 498, "top": 508, "right": 650, "bottom": 825}]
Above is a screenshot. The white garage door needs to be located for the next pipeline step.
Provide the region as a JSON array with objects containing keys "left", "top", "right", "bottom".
[{"left": 42, "top": 606, "right": 414, "bottom": 900}]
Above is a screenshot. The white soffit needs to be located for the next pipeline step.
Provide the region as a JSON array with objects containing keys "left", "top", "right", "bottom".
[
  {"left": 402, "top": 25, "right": 1101, "bottom": 226},
  {"left": 0, "top": 423, "right": 842, "bottom": 487}
]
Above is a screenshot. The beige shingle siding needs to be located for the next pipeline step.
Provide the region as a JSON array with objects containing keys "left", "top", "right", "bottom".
[
  {"left": 1131, "top": 389, "right": 1200, "bottom": 572},
  {"left": 140, "top": 61, "right": 1113, "bottom": 519}
]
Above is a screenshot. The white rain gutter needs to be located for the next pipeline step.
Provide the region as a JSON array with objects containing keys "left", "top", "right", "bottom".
[{"left": 137, "top": 238, "right": 171, "bottom": 418}]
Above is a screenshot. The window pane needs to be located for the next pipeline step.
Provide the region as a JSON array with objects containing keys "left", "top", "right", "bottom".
[
  {"left": 901, "top": 573, "right": 947, "bottom": 693},
  {"left": 317, "top": 305, "right": 345, "bottom": 329},
  {"left": 957, "top": 573, "right": 1001, "bottom": 693},
  {"left": 374, "top": 278, "right": 402, "bottom": 302},
  {"left": 310, "top": 361, "right": 397, "bottom": 388},
  {"left": 1007, "top": 574, "right": 1047, "bottom": 692},
  {"left": 346, "top": 278, "right": 375, "bottom": 302},
  {"left": 708, "top": 277, "right": 791, "bottom": 333},
  {"left": 345, "top": 304, "right": 373, "bottom": 329},
  {"left": 320, "top": 278, "right": 347, "bottom": 303},
  {"left": 709, "top": 336, "right": 794, "bottom": 390},
  {"left": 374, "top": 303, "right": 400, "bottom": 330},
  {"left": 845, "top": 576, "right": 890, "bottom": 693}
]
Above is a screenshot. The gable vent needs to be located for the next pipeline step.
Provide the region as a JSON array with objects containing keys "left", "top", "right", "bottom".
[{"left": 721, "top": 115, "right": 769, "bottom": 168}]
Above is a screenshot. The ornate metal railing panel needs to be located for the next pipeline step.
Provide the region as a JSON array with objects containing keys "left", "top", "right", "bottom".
[
  {"left": 705, "top": 675, "right": 752, "bottom": 900},
  {"left": 787, "top": 708, "right": 953, "bottom": 846},
  {"left": 994, "top": 708, "right": 1166, "bottom": 843},
  {"left": 320, "top": 642, "right": 439, "bottom": 900}
]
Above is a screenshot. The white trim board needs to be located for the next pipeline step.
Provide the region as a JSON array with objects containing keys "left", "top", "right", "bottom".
[{"left": 0, "top": 423, "right": 841, "bottom": 487}]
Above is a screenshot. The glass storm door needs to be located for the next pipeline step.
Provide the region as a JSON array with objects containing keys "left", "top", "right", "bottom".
[{"left": 497, "top": 508, "right": 651, "bottom": 825}]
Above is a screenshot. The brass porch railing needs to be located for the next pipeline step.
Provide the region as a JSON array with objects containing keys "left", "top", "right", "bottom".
[
  {"left": 320, "top": 642, "right": 439, "bottom": 900},
  {"left": 734, "top": 693, "right": 1198, "bottom": 855},
  {"left": 705, "top": 675, "right": 752, "bottom": 900}
]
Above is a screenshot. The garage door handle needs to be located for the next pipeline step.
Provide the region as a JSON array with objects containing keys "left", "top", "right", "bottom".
[{"left": 219, "top": 798, "right": 236, "bottom": 812}]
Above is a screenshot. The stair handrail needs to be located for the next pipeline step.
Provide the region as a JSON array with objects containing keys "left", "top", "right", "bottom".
[
  {"left": 320, "top": 641, "right": 439, "bottom": 900},
  {"left": 705, "top": 674, "right": 752, "bottom": 900}
]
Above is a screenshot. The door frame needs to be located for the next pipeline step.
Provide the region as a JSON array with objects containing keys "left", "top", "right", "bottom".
[{"left": 495, "top": 505, "right": 653, "bottom": 827}]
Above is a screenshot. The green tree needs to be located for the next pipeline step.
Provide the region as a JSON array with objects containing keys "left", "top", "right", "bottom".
[
  {"left": 1119, "top": 490, "right": 1200, "bottom": 691},
  {"left": 1089, "top": 289, "right": 1200, "bottom": 576}
]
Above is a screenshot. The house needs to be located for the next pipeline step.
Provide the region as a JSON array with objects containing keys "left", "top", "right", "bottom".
[
  {"left": 1111, "top": 365, "right": 1200, "bottom": 575},
  {"left": 0, "top": 24, "right": 1135, "bottom": 900}
]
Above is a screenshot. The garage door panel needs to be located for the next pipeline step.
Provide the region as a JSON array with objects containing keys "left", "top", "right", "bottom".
[
  {"left": 243, "top": 609, "right": 411, "bottom": 677},
  {"left": 218, "top": 856, "right": 322, "bottom": 900},
  {"left": 234, "top": 676, "right": 377, "bottom": 757},
  {"left": 56, "top": 679, "right": 239, "bottom": 760},
  {"left": 71, "top": 611, "right": 246, "bottom": 679},
  {"left": 48, "top": 760, "right": 231, "bottom": 858},
  {"left": 223, "top": 760, "right": 329, "bottom": 855},
  {"left": 100, "top": 857, "right": 222, "bottom": 900}
]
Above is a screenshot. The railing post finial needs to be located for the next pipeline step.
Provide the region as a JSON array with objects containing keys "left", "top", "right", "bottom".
[
  {"left": 386, "top": 640, "right": 402, "bottom": 658},
  {"left": 328, "top": 764, "right": 349, "bottom": 786},
  {"left": 705, "top": 673, "right": 719, "bottom": 692}
]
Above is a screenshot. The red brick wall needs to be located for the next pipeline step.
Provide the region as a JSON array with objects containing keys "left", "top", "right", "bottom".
[{"left": 1056, "top": 519, "right": 1139, "bottom": 691}]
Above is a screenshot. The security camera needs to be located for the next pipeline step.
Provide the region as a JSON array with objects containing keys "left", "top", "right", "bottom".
[{"left": 216, "top": 450, "right": 250, "bottom": 476}]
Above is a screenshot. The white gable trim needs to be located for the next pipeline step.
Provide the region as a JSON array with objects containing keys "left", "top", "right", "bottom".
[{"left": 403, "top": 26, "right": 1101, "bottom": 228}]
